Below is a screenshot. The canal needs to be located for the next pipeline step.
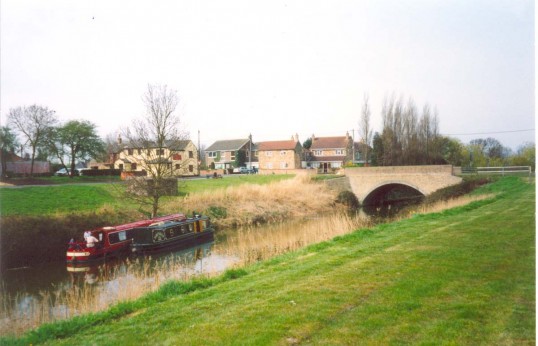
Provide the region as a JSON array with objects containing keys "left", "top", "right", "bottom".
[{"left": 2, "top": 197, "right": 425, "bottom": 337}]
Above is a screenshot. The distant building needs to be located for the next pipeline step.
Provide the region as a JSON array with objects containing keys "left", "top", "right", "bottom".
[
  {"left": 304, "top": 133, "right": 353, "bottom": 173},
  {"left": 205, "top": 138, "right": 257, "bottom": 171},
  {"left": 258, "top": 134, "right": 303, "bottom": 172},
  {"left": 0, "top": 151, "right": 50, "bottom": 176},
  {"left": 114, "top": 139, "right": 199, "bottom": 177}
]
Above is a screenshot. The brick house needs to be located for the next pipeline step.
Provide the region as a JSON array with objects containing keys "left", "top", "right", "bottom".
[
  {"left": 258, "top": 135, "right": 303, "bottom": 173},
  {"left": 205, "top": 138, "right": 257, "bottom": 171},
  {"left": 114, "top": 140, "right": 199, "bottom": 177},
  {"left": 305, "top": 133, "right": 353, "bottom": 173}
]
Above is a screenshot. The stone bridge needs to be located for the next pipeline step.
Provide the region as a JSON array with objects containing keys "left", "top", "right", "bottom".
[{"left": 345, "top": 165, "right": 462, "bottom": 205}]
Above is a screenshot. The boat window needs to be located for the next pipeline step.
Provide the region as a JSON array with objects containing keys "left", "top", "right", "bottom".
[
  {"left": 109, "top": 232, "right": 119, "bottom": 244},
  {"left": 109, "top": 231, "right": 128, "bottom": 244},
  {"left": 152, "top": 229, "right": 166, "bottom": 242},
  {"left": 98, "top": 233, "right": 103, "bottom": 241},
  {"left": 166, "top": 227, "right": 177, "bottom": 238},
  {"left": 188, "top": 223, "right": 194, "bottom": 232}
]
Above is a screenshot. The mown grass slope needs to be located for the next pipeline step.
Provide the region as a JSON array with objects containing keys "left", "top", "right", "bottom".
[{"left": 4, "top": 177, "right": 535, "bottom": 345}]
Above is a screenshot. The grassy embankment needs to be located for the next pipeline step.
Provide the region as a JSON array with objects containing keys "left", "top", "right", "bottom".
[{"left": 3, "top": 176, "right": 534, "bottom": 345}]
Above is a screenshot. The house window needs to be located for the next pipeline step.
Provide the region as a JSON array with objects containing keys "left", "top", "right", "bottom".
[
  {"left": 118, "top": 164, "right": 124, "bottom": 170},
  {"left": 280, "top": 151, "right": 286, "bottom": 156},
  {"left": 336, "top": 149, "right": 344, "bottom": 155},
  {"left": 189, "top": 151, "right": 194, "bottom": 158},
  {"left": 280, "top": 162, "right": 288, "bottom": 169},
  {"left": 132, "top": 163, "right": 137, "bottom": 170},
  {"left": 127, "top": 148, "right": 133, "bottom": 155},
  {"left": 208, "top": 152, "right": 216, "bottom": 158},
  {"left": 265, "top": 151, "right": 273, "bottom": 157},
  {"left": 157, "top": 149, "right": 165, "bottom": 156},
  {"left": 189, "top": 165, "right": 194, "bottom": 172},
  {"left": 231, "top": 151, "right": 236, "bottom": 160},
  {"left": 137, "top": 149, "right": 142, "bottom": 155},
  {"left": 313, "top": 150, "right": 322, "bottom": 156},
  {"left": 175, "top": 164, "right": 180, "bottom": 170},
  {"left": 147, "top": 149, "right": 152, "bottom": 155},
  {"left": 266, "top": 162, "right": 273, "bottom": 169}
]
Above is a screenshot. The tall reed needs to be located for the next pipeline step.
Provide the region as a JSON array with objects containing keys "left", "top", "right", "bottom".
[{"left": 162, "top": 174, "right": 337, "bottom": 227}]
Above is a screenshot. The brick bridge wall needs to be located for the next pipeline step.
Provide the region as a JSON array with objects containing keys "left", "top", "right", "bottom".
[{"left": 345, "top": 165, "right": 462, "bottom": 204}]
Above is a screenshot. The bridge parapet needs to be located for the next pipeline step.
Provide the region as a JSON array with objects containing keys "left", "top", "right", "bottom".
[{"left": 345, "top": 165, "right": 462, "bottom": 204}]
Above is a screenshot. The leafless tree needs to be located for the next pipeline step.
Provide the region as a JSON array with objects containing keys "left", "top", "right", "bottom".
[
  {"left": 359, "top": 94, "right": 373, "bottom": 165},
  {"left": 121, "top": 84, "right": 189, "bottom": 217},
  {"left": 377, "top": 95, "right": 443, "bottom": 166},
  {"left": 8, "top": 105, "right": 58, "bottom": 176}
]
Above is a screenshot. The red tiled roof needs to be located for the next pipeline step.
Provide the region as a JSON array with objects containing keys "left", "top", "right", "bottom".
[
  {"left": 258, "top": 140, "right": 298, "bottom": 151},
  {"left": 310, "top": 136, "right": 349, "bottom": 149}
]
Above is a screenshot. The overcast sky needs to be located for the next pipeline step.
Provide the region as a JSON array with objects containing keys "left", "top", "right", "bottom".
[{"left": 1, "top": 0, "right": 534, "bottom": 150}]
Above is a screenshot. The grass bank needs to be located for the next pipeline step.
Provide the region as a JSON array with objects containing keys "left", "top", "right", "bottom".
[
  {"left": 0, "top": 174, "right": 294, "bottom": 217},
  {"left": 4, "top": 177, "right": 534, "bottom": 345}
]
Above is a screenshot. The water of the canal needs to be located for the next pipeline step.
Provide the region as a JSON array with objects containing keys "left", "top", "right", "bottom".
[{"left": 0, "top": 201, "right": 420, "bottom": 336}]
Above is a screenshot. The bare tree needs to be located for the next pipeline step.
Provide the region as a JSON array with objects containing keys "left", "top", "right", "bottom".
[
  {"left": 359, "top": 94, "right": 373, "bottom": 165},
  {"left": 8, "top": 105, "right": 58, "bottom": 176},
  {"left": 121, "top": 84, "right": 189, "bottom": 217}
]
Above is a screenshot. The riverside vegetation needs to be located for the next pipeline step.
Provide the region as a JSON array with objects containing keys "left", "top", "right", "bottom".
[{"left": 1, "top": 176, "right": 534, "bottom": 344}]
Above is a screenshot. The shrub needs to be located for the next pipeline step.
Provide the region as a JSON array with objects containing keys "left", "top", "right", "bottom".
[
  {"left": 206, "top": 205, "right": 228, "bottom": 219},
  {"left": 336, "top": 191, "right": 360, "bottom": 209}
]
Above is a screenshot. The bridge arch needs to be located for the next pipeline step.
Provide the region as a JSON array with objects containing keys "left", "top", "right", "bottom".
[
  {"left": 345, "top": 165, "right": 462, "bottom": 205},
  {"left": 361, "top": 181, "right": 426, "bottom": 206}
]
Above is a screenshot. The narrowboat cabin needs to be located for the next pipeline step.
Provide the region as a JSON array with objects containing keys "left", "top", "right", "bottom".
[
  {"left": 130, "top": 215, "right": 214, "bottom": 254},
  {"left": 66, "top": 213, "right": 186, "bottom": 263}
]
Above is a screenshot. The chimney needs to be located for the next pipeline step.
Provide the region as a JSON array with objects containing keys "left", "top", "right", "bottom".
[
  {"left": 117, "top": 133, "right": 122, "bottom": 145},
  {"left": 292, "top": 133, "right": 299, "bottom": 142},
  {"left": 311, "top": 134, "right": 315, "bottom": 141}
]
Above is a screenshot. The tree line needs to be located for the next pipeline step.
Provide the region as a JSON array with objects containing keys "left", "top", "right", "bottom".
[
  {"left": 358, "top": 94, "right": 535, "bottom": 170},
  {"left": 1, "top": 105, "right": 106, "bottom": 178}
]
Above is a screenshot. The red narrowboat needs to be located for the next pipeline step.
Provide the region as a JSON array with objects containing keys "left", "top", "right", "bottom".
[{"left": 66, "top": 213, "right": 186, "bottom": 263}]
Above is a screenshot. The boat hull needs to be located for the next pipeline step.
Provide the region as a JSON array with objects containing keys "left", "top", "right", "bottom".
[
  {"left": 130, "top": 229, "right": 214, "bottom": 254},
  {"left": 66, "top": 242, "right": 132, "bottom": 263}
]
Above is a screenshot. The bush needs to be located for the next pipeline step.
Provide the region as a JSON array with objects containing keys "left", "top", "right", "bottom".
[
  {"left": 206, "top": 205, "right": 227, "bottom": 219},
  {"left": 424, "top": 177, "right": 493, "bottom": 205},
  {"left": 336, "top": 191, "right": 360, "bottom": 209}
]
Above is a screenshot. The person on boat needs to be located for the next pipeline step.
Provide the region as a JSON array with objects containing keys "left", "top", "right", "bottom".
[
  {"left": 86, "top": 234, "right": 99, "bottom": 248},
  {"left": 84, "top": 231, "right": 91, "bottom": 240}
]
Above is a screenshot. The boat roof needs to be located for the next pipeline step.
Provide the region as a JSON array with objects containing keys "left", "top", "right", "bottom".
[{"left": 94, "top": 213, "right": 186, "bottom": 232}]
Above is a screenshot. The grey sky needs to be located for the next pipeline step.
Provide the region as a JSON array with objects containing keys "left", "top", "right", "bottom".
[{"left": 1, "top": 0, "right": 534, "bottom": 150}]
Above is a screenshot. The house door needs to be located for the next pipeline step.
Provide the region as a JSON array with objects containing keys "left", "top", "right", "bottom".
[{"left": 323, "top": 163, "right": 331, "bottom": 173}]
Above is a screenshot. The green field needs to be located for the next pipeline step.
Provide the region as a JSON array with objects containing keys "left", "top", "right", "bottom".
[
  {"left": 5, "top": 177, "right": 534, "bottom": 345},
  {"left": 0, "top": 175, "right": 294, "bottom": 217}
]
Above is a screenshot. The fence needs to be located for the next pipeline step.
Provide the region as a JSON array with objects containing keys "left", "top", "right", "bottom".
[{"left": 473, "top": 166, "right": 533, "bottom": 177}]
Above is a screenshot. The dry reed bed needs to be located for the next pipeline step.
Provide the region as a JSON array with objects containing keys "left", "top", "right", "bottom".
[
  {"left": 162, "top": 175, "right": 338, "bottom": 227},
  {"left": 217, "top": 212, "right": 373, "bottom": 265}
]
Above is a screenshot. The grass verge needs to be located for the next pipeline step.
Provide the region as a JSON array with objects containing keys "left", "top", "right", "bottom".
[{"left": 3, "top": 177, "right": 534, "bottom": 345}]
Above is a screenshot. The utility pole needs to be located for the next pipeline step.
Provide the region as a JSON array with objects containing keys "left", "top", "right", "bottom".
[
  {"left": 249, "top": 133, "right": 252, "bottom": 171},
  {"left": 197, "top": 130, "right": 202, "bottom": 175},
  {"left": 351, "top": 129, "right": 355, "bottom": 165}
]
